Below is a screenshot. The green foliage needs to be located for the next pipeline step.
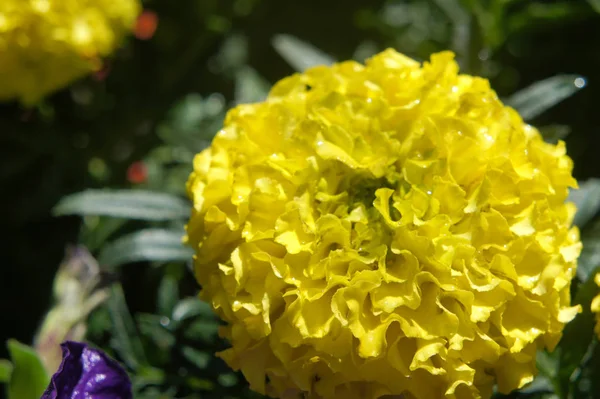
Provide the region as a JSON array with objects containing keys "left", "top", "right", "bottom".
[
  {"left": 53, "top": 190, "right": 192, "bottom": 221},
  {"left": 569, "top": 179, "right": 600, "bottom": 228},
  {"left": 506, "top": 75, "right": 587, "bottom": 121},
  {"left": 590, "top": 0, "right": 600, "bottom": 14},
  {"left": 235, "top": 67, "right": 270, "bottom": 104},
  {"left": 0, "top": 361, "right": 12, "bottom": 384},
  {"left": 576, "top": 219, "right": 600, "bottom": 281},
  {"left": 4, "top": 341, "right": 49, "bottom": 399},
  {"left": 98, "top": 228, "right": 193, "bottom": 268},
  {"left": 272, "top": 34, "right": 336, "bottom": 72},
  {"left": 106, "top": 284, "right": 149, "bottom": 370}
]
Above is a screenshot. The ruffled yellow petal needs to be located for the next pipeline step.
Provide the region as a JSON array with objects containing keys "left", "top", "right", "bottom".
[{"left": 186, "top": 49, "right": 581, "bottom": 399}]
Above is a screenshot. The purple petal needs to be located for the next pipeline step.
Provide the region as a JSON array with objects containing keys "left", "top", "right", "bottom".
[{"left": 41, "top": 341, "right": 132, "bottom": 399}]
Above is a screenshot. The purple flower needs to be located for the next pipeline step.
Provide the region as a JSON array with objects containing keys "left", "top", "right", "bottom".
[{"left": 41, "top": 341, "right": 132, "bottom": 399}]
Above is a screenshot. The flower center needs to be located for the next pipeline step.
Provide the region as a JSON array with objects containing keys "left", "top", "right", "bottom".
[{"left": 346, "top": 176, "right": 394, "bottom": 208}]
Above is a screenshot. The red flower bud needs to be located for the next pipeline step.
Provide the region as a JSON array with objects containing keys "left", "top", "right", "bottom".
[
  {"left": 127, "top": 161, "right": 148, "bottom": 184},
  {"left": 134, "top": 10, "right": 158, "bottom": 40}
]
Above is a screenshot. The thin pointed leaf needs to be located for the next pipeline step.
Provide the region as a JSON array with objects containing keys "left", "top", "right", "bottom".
[
  {"left": 432, "top": 0, "right": 471, "bottom": 59},
  {"left": 6, "top": 340, "right": 49, "bottom": 399},
  {"left": 235, "top": 66, "right": 270, "bottom": 104},
  {"left": 533, "top": 350, "right": 561, "bottom": 397},
  {"left": 172, "top": 298, "right": 215, "bottom": 323},
  {"left": 589, "top": 0, "right": 600, "bottom": 13},
  {"left": 556, "top": 266, "right": 600, "bottom": 395},
  {"left": 131, "top": 369, "right": 169, "bottom": 397},
  {"left": 136, "top": 314, "right": 175, "bottom": 350},
  {"left": 168, "top": 94, "right": 205, "bottom": 131},
  {"left": 519, "top": 374, "right": 554, "bottom": 395},
  {"left": 272, "top": 34, "right": 335, "bottom": 72},
  {"left": 81, "top": 217, "right": 127, "bottom": 252},
  {"left": 157, "top": 275, "right": 179, "bottom": 317},
  {"left": 536, "top": 350, "right": 558, "bottom": 381},
  {"left": 580, "top": 339, "right": 600, "bottom": 397},
  {"left": 98, "top": 229, "right": 193, "bottom": 268},
  {"left": 509, "top": 2, "right": 589, "bottom": 33},
  {"left": 0, "top": 359, "right": 12, "bottom": 382},
  {"left": 106, "top": 284, "right": 147, "bottom": 370},
  {"left": 433, "top": 0, "right": 469, "bottom": 26},
  {"left": 217, "top": 373, "right": 238, "bottom": 388},
  {"left": 183, "top": 319, "right": 220, "bottom": 343},
  {"left": 53, "top": 190, "right": 191, "bottom": 221},
  {"left": 569, "top": 179, "right": 600, "bottom": 228},
  {"left": 130, "top": 371, "right": 167, "bottom": 396},
  {"left": 569, "top": 339, "right": 596, "bottom": 396},
  {"left": 578, "top": 221, "right": 600, "bottom": 281},
  {"left": 181, "top": 346, "right": 210, "bottom": 369},
  {"left": 538, "top": 124, "right": 571, "bottom": 144},
  {"left": 505, "top": 75, "right": 586, "bottom": 121}
]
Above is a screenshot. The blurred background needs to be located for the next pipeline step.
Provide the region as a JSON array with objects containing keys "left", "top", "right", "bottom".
[{"left": 2, "top": 0, "right": 600, "bottom": 398}]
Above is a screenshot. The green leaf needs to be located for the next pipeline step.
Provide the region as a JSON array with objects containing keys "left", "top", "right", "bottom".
[
  {"left": 576, "top": 220, "right": 600, "bottom": 281},
  {"left": 53, "top": 190, "right": 191, "bottom": 221},
  {"left": 509, "top": 2, "right": 589, "bottom": 33},
  {"left": 0, "top": 359, "right": 13, "bottom": 383},
  {"left": 505, "top": 75, "right": 586, "bottom": 121},
  {"left": 272, "top": 34, "right": 335, "bottom": 72},
  {"left": 185, "top": 376, "right": 215, "bottom": 392},
  {"left": 569, "top": 339, "right": 596, "bottom": 398},
  {"left": 98, "top": 228, "right": 193, "bottom": 268},
  {"left": 6, "top": 340, "right": 49, "bottom": 399},
  {"left": 172, "top": 297, "right": 220, "bottom": 342},
  {"left": 106, "top": 284, "right": 147, "bottom": 370},
  {"left": 538, "top": 124, "right": 571, "bottom": 144},
  {"left": 352, "top": 41, "right": 379, "bottom": 63},
  {"left": 86, "top": 306, "right": 112, "bottom": 340},
  {"left": 217, "top": 373, "right": 238, "bottom": 388},
  {"left": 215, "top": 33, "right": 249, "bottom": 72},
  {"left": 81, "top": 217, "right": 127, "bottom": 252},
  {"left": 168, "top": 94, "right": 205, "bottom": 131},
  {"left": 589, "top": 0, "right": 600, "bottom": 13},
  {"left": 569, "top": 179, "right": 600, "bottom": 228},
  {"left": 172, "top": 297, "right": 215, "bottom": 323},
  {"left": 136, "top": 314, "right": 175, "bottom": 350},
  {"left": 537, "top": 350, "right": 558, "bottom": 381},
  {"left": 431, "top": 0, "right": 471, "bottom": 59},
  {"left": 235, "top": 66, "right": 270, "bottom": 104},
  {"left": 519, "top": 374, "right": 554, "bottom": 395},
  {"left": 181, "top": 346, "right": 210, "bottom": 369},
  {"left": 556, "top": 266, "right": 600, "bottom": 395},
  {"left": 183, "top": 319, "right": 220, "bottom": 343},
  {"left": 157, "top": 274, "right": 179, "bottom": 317},
  {"left": 576, "top": 339, "right": 600, "bottom": 397},
  {"left": 131, "top": 366, "right": 166, "bottom": 393}
]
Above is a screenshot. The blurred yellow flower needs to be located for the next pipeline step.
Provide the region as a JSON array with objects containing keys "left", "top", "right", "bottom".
[
  {"left": 591, "top": 274, "right": 600, "bottom": 337},
  {"left": 186, "top": 49, "right": 581, "bottom": 399},
  {"left": 0, "top": 0, "right": 140, "bottom": 105}
]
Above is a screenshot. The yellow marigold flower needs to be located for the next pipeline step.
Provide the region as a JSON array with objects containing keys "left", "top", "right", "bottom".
[
  {"left": 591, "top": 273, "right": 600, "bottom": 337},
  {"left": 0, "top": 0, "right": 140, "bottom": 105},
  {"left": 185, "top": 49, "right": 581, "bottom": 399}
]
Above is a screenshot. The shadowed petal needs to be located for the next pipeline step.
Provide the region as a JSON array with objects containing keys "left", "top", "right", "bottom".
[{"left": 41, "top": 341, "right": 132, "bottom": 399}]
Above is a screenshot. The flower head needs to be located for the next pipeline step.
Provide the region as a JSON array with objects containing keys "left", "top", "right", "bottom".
[
  {"left": 0, "top": 0, "right": 140, "bottom": 105},
  {"left": 41, "top": 341, "right": 132, "bottom": 399},
  {"left": 185, "top": 50, "right": 581, "bottom": 399}
]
